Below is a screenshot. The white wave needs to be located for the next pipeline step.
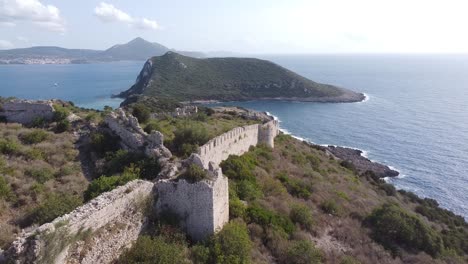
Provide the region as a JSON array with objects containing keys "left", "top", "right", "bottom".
[{"left": 357, "top": 93, "right": 370, "bottom": 103}]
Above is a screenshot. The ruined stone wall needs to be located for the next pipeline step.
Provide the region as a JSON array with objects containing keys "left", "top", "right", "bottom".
[
  {"left": 198, "top": 124, "right": 259, "bottom": 169},
  {"left": 155, "top": 168, "right": 229, "bottom": 241},
  {"left": 0, "top": 99, "right": 55, "bottom": 124},
  {"left": 6, "top": 180, "right": 154, "bottom": 264},
  {"left": 197, "top": 120, "right": 279, "bottom": 169}
]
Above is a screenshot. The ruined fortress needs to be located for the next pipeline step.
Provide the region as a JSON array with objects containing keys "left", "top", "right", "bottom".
[{"left": 2, "top": 100, "right": 279, "bottom": 264}]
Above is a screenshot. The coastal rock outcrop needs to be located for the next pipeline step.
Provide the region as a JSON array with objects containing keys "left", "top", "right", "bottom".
[{"left": 326, "top": 146, "right": 399, "bottom": 178}]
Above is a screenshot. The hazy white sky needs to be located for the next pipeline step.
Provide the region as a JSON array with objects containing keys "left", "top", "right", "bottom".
[{"left": 1, "top": 0, "right": 467, "bottom": 53}]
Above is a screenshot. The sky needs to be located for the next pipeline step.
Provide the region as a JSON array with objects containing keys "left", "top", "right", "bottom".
[{"left": 1, "top": 0, "right": 468, "bottom": 54}]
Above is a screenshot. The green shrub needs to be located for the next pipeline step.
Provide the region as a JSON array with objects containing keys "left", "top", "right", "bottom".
[
  {"left": 90, "top": 131, "right": 119, "bottom": 155},
  {"left": 20, "top": 130, "right": 49, "bottom": 144},
  {"left": 379, "top": 183, "right": 396, "bottom": 196},
  {"left": 172, "top": 122, "right": 211, "bottom": 157},
  {"left": 277, "top": 173, "right": 312, "bottom": 199},
  {"left": 365, "top": 203, "right": 444, "bottom": 257},
  {"left": 102, "top": 150, "right": 142, "bottom": 176},
  {"left": 29, "top": 193, "right": 82, "bottom": 225},
  {"left": 0, "top": 139, "right": 20, "bottom": 155},
  {"left": 0, "top": 175, "right": 12, "bottom": 200},
  {"left": 144, "top": 121, "right": 161, "bottom": 134},
  {"left": 191, "top": 244, "right": 211, "bottom": 264},
  {"left": 120, "top": 235, "right": 188, "bottom": 264},
  {"left": 138, "top": 157, "right": 161, "bottom": 180},
  {"left": 25, "top": 167, "right": 54, "bottom": 184},
  {"left": 180, "top": 164, "right": 208, "bottom": 183},
  {"left": 212, "top": 220, "right": 252, "bottom": 264},
  {"left": 247, "top": 204, "right": 295, "bottom": 235},
  {"left": 84, "top": 166, "right": 138, "bottom": 201},
  {"left": 31, "top": 117, "right": 47, "bottom": 128},
  {"left": 23, "top": 147, "right": 45, "bottom": 160},
  {"left": 290, "top": 204, "right": 314, "bottom": 231},
  {"left": 132, "top": 104, "right": 151, "bottom": 123},
  {"left": 53, "top": 105, "right": 70, "bottom": 122},
  {"left": 285, "top": 240, "right": 323, "bottom": 264},
  {"left": 235, "top": 180, "right": 262, "bottom": 201},
  {"left": 320, "top": 200, "right": 341, "bottom": 216},
  {"left": 55, "top": 120, "right": 70, "bottom": 133},
  {"left": 221, "top": 155, "right": 255, "bottom": 182},
  {"left": 229, "top": 197, "right": 247, "bottom": 219}
]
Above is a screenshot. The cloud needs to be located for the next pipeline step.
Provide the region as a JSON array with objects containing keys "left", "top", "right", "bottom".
[
  {"left": 0, "top": 39, "right": 13, "bottom": 49},
  {"left": 0, "top": 0, "right": 65, "bottom": 32},
  {"left": 94, "top": 2, "right": 159, "bottom": 30}
]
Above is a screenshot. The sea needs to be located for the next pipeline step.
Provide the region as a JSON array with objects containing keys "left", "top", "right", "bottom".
[{"left": 1, "top": 55, "right": 467, "bottom": 219}]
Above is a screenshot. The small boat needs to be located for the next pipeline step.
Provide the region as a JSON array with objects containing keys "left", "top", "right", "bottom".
[{"left": 53, "top": 83, "right": 59, "bottom": 87}]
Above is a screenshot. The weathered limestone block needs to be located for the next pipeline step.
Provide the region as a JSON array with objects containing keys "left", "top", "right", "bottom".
[
  {"left": 0, "top": 99, "right": 55, "bottom": 124},
  {"left": 155, "top": 168, "right": 229, "bottom": 241},
  {"left": 104, "top": 109, "right": 146, "bottom": 150},
  {"left": 6, "top": 180, "right": 154, "bottom": 264}
]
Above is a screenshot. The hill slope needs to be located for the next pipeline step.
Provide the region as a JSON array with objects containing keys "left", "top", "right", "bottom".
[
  {"left": 99, "top": 37, "right": 170, "bottom": 60},
  {"left": 118, "top": 52, "right": 365, "bottom": 103}
]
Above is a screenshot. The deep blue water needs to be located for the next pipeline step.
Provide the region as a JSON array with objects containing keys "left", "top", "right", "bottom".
[
  {"left": 0, "top": 61, "right": 144, "bottom": 109},
  {"left": 0, "top": 55, "right": 467, "bottom": 219},
  {"left": 216, "top": 54, "right": 468, "bottom": 219}
]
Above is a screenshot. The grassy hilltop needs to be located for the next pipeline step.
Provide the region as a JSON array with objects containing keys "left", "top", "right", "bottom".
[{"left": 118, "top": 52, "right": 365, "bottom": 103}]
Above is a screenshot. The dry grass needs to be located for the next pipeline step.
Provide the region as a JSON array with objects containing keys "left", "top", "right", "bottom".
[
  {"left": 0, "top": 123, "right": 88, "bottom": 248},
  {"left": 238, "top": 134, "right": 467, "bottom": 263}
]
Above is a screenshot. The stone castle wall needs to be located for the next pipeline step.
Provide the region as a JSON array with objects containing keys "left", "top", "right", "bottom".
[
  {"left": 0, "top": 99, "right": 55, "bottom": 124},
  {"left": 197, "top": 120, "right": 279, "bottom": 169},
  {"left": 6, "top": 180, "right": 154, "bottom": 264},
  {"left": 155, "top": 168, "right": 229, "bottom": 241}
]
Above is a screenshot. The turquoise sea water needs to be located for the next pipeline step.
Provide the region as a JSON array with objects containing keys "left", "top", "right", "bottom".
[
  {"left": 0, "top": 55, "right": 467, "bottom": 219},
  {"left": 0, "top": 61, "right": 144, "bottom": 109}
]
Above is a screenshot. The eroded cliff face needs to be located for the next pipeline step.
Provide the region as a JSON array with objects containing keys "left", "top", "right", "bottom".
[{"left": 0, "top": 99, "right": 55, "bottom": 124}]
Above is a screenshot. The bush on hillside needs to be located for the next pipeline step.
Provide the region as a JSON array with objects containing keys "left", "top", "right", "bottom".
[
  {"left": 84, "top": 165, "right": 139, "bottom": 201},
  {"left": 28, "top": 193, "right": 82, "bottom": 225},
  {"left": 144, "top": 121, "right": 161, "bottom": 134},
  {"left": 55, "top": 119, "right": 70, "bottom": 133},
  {"left": 25, "top": 167, "right": 54, "bottom": 184},
  {"left": 365, "top": 203, "right": 444, "bottom": 257},
  {"left": 284, "top": 240, "right": 323, "bottom": 264},
  {"left": 0, "top": 176, "right": 12, "bottom": 200},
  {"left": 90, "top": 131, "right": 119, "bottom": 155},
  {"left": 119, "top": 235, "right": 188, "bottom": 264},
  {"left": 0, "top": 139, "right": 20, "bottom": 155},
  {"left": 19, "top": 130, "right": 49, "bottom": 144},
  {"left": 132, "top": 104, "right": 151, "bottom": 123},
  {"left": 179, "top": 164, "right": 209, "bottom": 183},
  {"left": 53, "top": 105, "right": 70, "bottom": 122},
  {"left": 290, "top": 204, "right": 314, "bottom": 231},
  {"left": 247, "top": 204, "right": 295, "bottom": 235},
  {"left": 211, "top": 220, "right": 252, "bottom": 264},
  {"left": 276, "top": 172, "right": 312, "bottom": 199},
  {"left": 320, "top": 200, "right": 341, "bottom": 216},
  {"left": 172, "top": 122, "right": 211, "bottom": 157}
]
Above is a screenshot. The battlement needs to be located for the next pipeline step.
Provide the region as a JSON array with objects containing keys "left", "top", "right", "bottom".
[{"left": 197, "top": 120, "right": 279, "bottom": 169}]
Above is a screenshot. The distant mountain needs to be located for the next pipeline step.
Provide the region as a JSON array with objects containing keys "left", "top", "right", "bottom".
[
  {"left": 98, "top": 37, "right": 170, "bottom": 61},
  {"left": 0, "top": 38, "right": 205, "bottom": 64},
  {"left": 118, "top": 52, "right": 365, "bottom": 103}
]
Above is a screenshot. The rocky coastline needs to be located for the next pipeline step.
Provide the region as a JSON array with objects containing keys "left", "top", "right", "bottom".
[{"left": 323, "top": 145, "right": 399, "bottom": 178}]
